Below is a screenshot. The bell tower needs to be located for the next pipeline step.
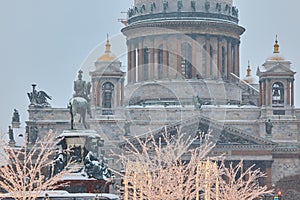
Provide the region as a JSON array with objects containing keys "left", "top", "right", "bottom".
[
  {"left": 89, "top": 37, "right": 125, "bottom": 117},
  {"left": 257, "top": 37, "right": 296, "bottom": 119}
]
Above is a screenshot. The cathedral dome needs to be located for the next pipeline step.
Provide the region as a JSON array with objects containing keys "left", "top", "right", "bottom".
[
  {"left": 243, "top": 62, "right": 255, "bottom": 84},
  {"left": 97, "top": 38, "right": 117, "bottom": 61},
  {"left": 128, "top": 0, "right": 239, "bottom": 25},
  {"left": 267, "top": 36, "right": 285, "bottom": 61}
]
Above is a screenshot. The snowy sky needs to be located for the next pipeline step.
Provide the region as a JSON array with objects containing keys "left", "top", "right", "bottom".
[{"left": 0, "top": 0, "right": 299, "bottom": 133}]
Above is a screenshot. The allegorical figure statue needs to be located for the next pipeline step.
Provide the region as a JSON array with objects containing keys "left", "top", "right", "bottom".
[
  {"left": 265, "top": 119, "right": 273, "bottom": 135},
  {"left": 27, "top": 84, "right": 52, "bottom": 108},
  {"left": 12, "top": 109, "right": 20, "bottom": 123},
  {"left": 124, "top": 121, "right": 131, "bottom": 136},
  {"left": 8, "top": 126, "right": 15, "bottom": 142}
]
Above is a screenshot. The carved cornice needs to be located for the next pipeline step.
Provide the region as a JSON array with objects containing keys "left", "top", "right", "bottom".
[{"left": 122, "top": 20, "right": 245, "bottom": 40}]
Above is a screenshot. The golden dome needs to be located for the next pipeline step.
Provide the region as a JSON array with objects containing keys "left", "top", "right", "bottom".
[
  {"left": 97, "top": 36, "right": 117, "bottom": 61},
  {"left": 243, "top": 61, "right": 255, "bottom": 84},
  {"left": 268, "top": 35, "right": 284, "bottom": 61}
]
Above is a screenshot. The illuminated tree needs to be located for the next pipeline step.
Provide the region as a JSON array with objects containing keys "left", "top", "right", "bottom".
[
  {"left": 117, "top": 129, "right": 219, "bottom": 200},
  {"left": 217, "top": 161, "right": 273, "bottom": 200},
  {"left": 0, "top": 130, "right": 73, "bottom": 200},
  {"left": 117, "top": 129, "right": 272, "bottom": 200}
]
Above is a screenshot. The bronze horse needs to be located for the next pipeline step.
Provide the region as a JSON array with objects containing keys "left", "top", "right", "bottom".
[{"left": 70, "top": 97, "right": 89, "bottom": 129}]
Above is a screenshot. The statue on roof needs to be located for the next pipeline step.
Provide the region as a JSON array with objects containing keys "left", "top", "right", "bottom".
[
  {"left": 8, "top": 126, "right": 15, "bottom": 143},
  {"left": 27, "top": 84, "right": 52, "bottom": 108},
  {"left": 265, "top": 119, "right": 273, "bottom": 135},
  {"left": 12, "top": 109, "right": 20, "bottom": 123}
]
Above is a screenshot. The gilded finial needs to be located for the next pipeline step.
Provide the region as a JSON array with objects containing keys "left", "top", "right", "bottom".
[
  {"left": 273, "top": 35, "right": 279, "bottom": 54},
  {"left": 246, "top": 60, "right": 251, "bottom": 77},
  {"left": 105, "top": 34, "right": 111, "bottom": 53}
]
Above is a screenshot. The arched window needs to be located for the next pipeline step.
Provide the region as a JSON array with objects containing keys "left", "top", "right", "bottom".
[
  {"left": 158, "top": 45, "right": 163, "bottom": 79},
  {"left": 143, "top": 47, "right": 149, "bottom": 80},
  {"left": 102, "top": 82, "right": 114, "bottom": 109},
  {"left": 181, "top": 43, "right": 192, "bottom": 79},
  {"left": 272, "top": 82, "right": 284, "bottom": 105}
]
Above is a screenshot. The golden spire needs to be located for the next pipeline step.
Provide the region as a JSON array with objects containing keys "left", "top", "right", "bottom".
[
  {"left": 105, "top": 34, "right": 111, "bottom": 54},
  {"left": 97, "top": 34, "right": 117, "bottom": 61},
  {"left": 273, "top": 35, "right": 279, "bottom": 54},
  {"left": 246, "top": 60, "right": 251, "bottom": 77}
]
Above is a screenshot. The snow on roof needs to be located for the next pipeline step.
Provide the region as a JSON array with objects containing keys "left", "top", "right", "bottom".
[{"left": 58, "top": 129, "right": 100, "bottom": 138}]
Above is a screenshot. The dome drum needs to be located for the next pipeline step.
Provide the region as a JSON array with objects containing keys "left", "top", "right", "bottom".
[{"left": 128, "top": 0, "right": 238, "bottom": 25}]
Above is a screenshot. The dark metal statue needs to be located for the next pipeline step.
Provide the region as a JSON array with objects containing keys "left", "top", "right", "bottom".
[
  {"left": 84, "top": 151, "right": 111, "bottom": 180},
  {"left": 12, "top": 109, "right": 20, "bottom": 123},
  {"left": 265, "top": 119, "right": 273, "bottom": 135},
  {"left": 8, "top": 126, "right": 15, "bottom": 143},
  {"left": 27, "top": 84, "right": 52, "bottom": 108}
]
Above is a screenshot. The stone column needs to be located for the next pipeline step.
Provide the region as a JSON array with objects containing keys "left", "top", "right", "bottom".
[
  {"left": 116, "top": 81, "right": 120, "bottom": 107},
  {"left": 127, "top": 41, "right": 132, "bottom": 83},
  {"left": 205, "top": 35, "right": 211, "bottom": 78},
  {"left": 138, "top": 40, "right": 144, "bottom": 82},
  {"left": 236, "top": 41, "right": 240, "bottom": 77},
  {"left": 177, "top": 36, "right": 182, "bottom": 78},
  {"left": 121, "top": 79, "right": 124, "bottom": 106},
  {"left": 130, "top": 42, "right": 137, "bottom": 83},
  {"left": 287, "top": 79, "right": 291, "bottom": 106},
  {"left": 163, "top": 37, "right": 168, "bottom": 78},
  {"left": 227, "top": 39, "right": 232, "bottom": 80},
  {"left": 217, "top": 37, "right": 222, "bottom": 79},
  {"left": 153, "top": 48, "right": 158, "bottom": 79},
  {"left": 192, "top": 37, "right": 197, "bottom": 77},
  {"left": 291, "top": 79, "right": 294, "bottom": 106},
  {"left": 267, "top": 79, "right": 271, "bottom": 106},
  {"left": 149, "top": 38, "right": 155, "bottom": 80}
]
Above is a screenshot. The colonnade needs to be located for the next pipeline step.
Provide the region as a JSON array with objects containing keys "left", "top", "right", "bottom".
[
  {"left": 259, "top": 78, "right": 295, "bottom": 107},
  {"left": 127, "top": 34, "right": 240, "bottom": 83}
]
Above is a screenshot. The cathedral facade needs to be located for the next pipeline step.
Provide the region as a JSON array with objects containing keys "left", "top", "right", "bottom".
[{"left": 19, "top": 0, "right": 299, "bottom": 196}]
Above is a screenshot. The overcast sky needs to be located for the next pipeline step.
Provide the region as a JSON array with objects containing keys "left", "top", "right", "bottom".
[{"left": 0, "top": 0, "right": 299, "bottom": 132}]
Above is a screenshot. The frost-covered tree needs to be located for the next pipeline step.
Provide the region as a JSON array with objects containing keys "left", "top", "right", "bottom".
[
  {"left": 117, "top": 129, "right": 272, "bottom": 200},
  {"left": 217, "top": 161, "right": 273, "bottom": 200},
  {"left": 117, "top": 129, "right": 219, "bottom": 200},
  {"left": 0, "top": 130, "right": 73, "bottom": 200}
]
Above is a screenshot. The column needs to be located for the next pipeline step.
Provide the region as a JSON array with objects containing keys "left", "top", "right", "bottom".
[
  {"left": 236, "top": 41, "right": 240, "bottom": 77},
  {"left": 234, "top": 42, "right": 239, "bottom": 76},
  {"left": 149, "top": 38, "right": 155, "bottom": 80},
  {"left": 153, "top": 48, "right": 158, "bottom": 79},
  {"left": 121, "top": 79, "right": 124, "bottom": 106},
  {"left": 130, "top": 42, "right": 137, "bottom": 83},
  {"left": 286, "top": 79, "right": 291, "bottom": 106},
  {"left": 267, "top": 79, "right": 271, "bottom": 106},
  {"left": 291, "top": 79, "right": 294, "bottom": 106},
  {"left": 217, "top": 37, "right": 222, "bottom": 79},
  {"left": 177, "top": 36, "right": 182, "bottom": 77},
  {"left": 116, "top": 82, "right": 120, "bottom": 107},
  {"left": 192, "top": 37, "right": 197, "bottom": 77},
  {"left": 138, "top": 40, "right": 144, "bottom": 82},
  {"left": 227, "top": 39, "right": 232, "bottom": 80},
  {"left": 163, "top": 37, "right": 168, "bottom": 78},
  {"left": 127, "top": 41, "right": 132, "bottom": 83},
  {"left": 205, "top": 35, "right": 210, "bottom": 78}
]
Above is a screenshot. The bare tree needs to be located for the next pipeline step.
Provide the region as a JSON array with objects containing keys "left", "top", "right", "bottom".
[
  {"left": 0, "top": 130, "right": 73, "bottom": 200},
  {"left": 117, "top": 129, "right": 219, "bottom": 200},
  {"left": 117, "top": 129, "right": 272, "bottom": 200},
  {"left": 217, "top": 161, "right": 273, "bottom": 200}
]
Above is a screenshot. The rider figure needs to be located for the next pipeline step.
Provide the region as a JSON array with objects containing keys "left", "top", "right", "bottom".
[{"left": 73, "top": 70, "right": 87, "bottom": 98}]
